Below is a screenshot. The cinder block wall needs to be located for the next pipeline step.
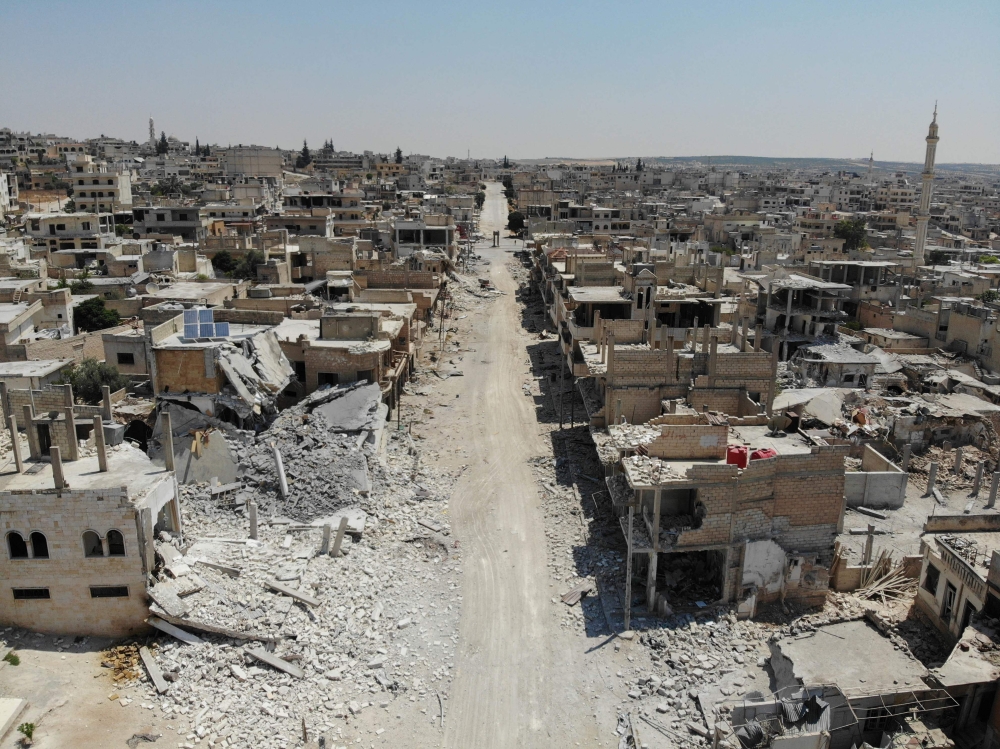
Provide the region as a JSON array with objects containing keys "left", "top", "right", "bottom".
[
  {"left": 0, "top": 487, "right": 149, "bottom": 636},
  {"left": 646, "top": 424, "right": 728, "bottom": 460}
]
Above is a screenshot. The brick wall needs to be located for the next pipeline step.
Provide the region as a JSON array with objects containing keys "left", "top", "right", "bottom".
[
  {"left": 355, "top": 270, "right": 440, "bottom": 290},
  {"left": 5, "top": 324, "right": 136, "bottom": 365},
  {"left": 0, "top": 487, "right": 149, "bottom": 636},
  {"left": 154, "top": 348, "right": 224, "bottom": 394},
  {"left": 646, "top": 424, "right": 728, "bottom": 460}
]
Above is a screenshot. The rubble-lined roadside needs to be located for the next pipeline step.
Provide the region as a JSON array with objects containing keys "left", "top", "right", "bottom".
[{"left": 107, "top": 275, "right": 505, "bottom": 749}]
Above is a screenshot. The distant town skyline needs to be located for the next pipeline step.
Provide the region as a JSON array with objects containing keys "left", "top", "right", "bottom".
[{"left": 2, "top": 0, "right": 998, "bottom": 163}]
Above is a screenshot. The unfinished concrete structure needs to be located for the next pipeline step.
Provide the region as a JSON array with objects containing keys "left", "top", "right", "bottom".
[{"left": 598, "top": 413, "right": 849, "bottom": 619}]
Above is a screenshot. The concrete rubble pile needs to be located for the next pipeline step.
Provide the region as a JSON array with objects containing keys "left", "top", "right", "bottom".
[{"left": 124, "top": 381, "right": 470, "bottom": 747}]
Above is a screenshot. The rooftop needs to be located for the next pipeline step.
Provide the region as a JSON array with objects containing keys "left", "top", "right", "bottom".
[
  {"left": 0, "top": 443, "right": 171, "bottom": 504},
  {"left": 0, "top": 360, "right": 71, "bottom": 378}
]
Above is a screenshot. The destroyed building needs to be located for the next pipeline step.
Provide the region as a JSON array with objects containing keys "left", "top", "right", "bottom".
[{"left": 598, "top": 413, "right": 849, "bottom": 617}]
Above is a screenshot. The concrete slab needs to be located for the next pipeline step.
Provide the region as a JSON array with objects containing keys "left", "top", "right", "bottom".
[
  {"left": 0, "top": 697, "right": 27, "bottom": 742},
  {"left": 769, "top": 620, "right": 927, "bottom": 693},
  {"left": 313, "top": 382, "right": 385, "bottom": 432},
  {"left": 149, "top": 404, "right": 239, "bottom": 485}
]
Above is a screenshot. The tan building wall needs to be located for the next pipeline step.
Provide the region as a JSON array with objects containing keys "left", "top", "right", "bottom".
[{"left": 0, "top": 486, "right": 149, "bottom": 636}]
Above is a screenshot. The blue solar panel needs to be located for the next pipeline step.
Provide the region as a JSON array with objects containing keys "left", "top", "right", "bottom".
[
  {"left": 199, "top": 323, "right": 214, "bottom": 337},
  {"left": 214, "top": 322, "right": 230, "bottom": 337},
  {"left": 198, "top": 308, "right": 214, "bottom": 323},
  {"left": 183, "top": 309, "right": 198, "bottom": 325},
  {"left": 183, "top": 324, "right": 199, "bottom": 339}
]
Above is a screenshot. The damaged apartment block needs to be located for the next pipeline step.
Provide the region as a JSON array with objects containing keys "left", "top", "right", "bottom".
[{"left": 597, "top": 412, "right": 849, "bottom": 622}]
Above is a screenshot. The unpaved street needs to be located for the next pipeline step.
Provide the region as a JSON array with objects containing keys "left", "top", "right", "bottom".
[{"left": 439, "top": 184, "right": 602, "bottom": 747}]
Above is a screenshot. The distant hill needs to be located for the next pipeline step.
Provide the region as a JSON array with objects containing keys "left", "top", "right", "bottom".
[{"left": 520, "top": 155, "right": 1000, "bottom": 178}]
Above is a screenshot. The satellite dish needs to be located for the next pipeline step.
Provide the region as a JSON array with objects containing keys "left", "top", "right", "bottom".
[
  {"left": 767, "top": 414, "right": 792, "bottom": 436},
  {"left": 146, "top": 282, "right": 159, "bottom": 293}
]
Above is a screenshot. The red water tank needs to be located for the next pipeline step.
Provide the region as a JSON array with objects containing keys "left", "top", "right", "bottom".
[
  {"left": 726, "top": 445, "right": 749, "bottom": 469},
  {"left": 750, "top": 447, "right": 778, "bottom": 462}
]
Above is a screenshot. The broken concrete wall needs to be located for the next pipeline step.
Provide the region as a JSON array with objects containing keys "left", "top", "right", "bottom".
[
  {"left": 742, "top": 539, "right": 786, "bottom": 595},
  {"left": 149, "top": 402, "right": 246, "bottom": 485},
  {"left": 845, "top": 444, "right": 908, "bottom": 509}
]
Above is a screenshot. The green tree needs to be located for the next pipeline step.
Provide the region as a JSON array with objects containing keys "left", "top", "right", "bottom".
[
  {"left": 64, "top": 199, "right": 75, "bottom": 212},
  {"left": 979, "top": 290, "right": 1000, "bottom": 304},
  {"left": 295, "top": 139, "right": 312, "bottom": 169},
  {"left": 195, "top": 137, "right": 200, "bottom": 156},
  {"left": 232, "top": 249, "right": 265, "bottom": 280},
  {"left": 211, "top": 250, "right": 237, "bottom": 274},
  {"left": 833, "top": 218, "right": 869, "bottom": 251},
  {"left": 980, "top": 255, "right": 999, "bottom": 265},
  {"left": 75, "top": 297, "right": 121, "bottom": 332},
  {"left": 64, "top": 358, "right": 128, "bottom": 404},
  {"left": 474, "top": 191, "right": 485, "bottom": 210},
  {"left": 507, "top": 211, "right": 525, "bottom": 233},
  {"left": 394, "top": 147, "right": 403, "bottom": 164},
  {"left": 156, "top": 131, "right": 169, "bottom": 155}
]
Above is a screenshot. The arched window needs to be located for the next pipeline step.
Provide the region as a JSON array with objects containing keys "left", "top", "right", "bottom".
[
  {"left": 30, "top": 532, "right": 49, "bottom": 559},
  {"left": 83, "top": 531, "right": 103, "bottom": 558},
  {"left": 107, "top": 530, "right": 126, "bottom": 557},
  {"left": 7, "top": 532, "right": 28, "bottom": 559}
]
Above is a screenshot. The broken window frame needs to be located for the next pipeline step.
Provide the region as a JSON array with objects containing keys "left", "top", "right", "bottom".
[
  {"left": 942, "top": 581, "right": 958, "bottom": 623},
  {"left": 922, "top": 562, "right": 940, "bottom": 596}
]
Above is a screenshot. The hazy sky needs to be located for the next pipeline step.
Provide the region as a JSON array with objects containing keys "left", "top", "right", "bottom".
[{"left": 2, "top": 1, "right": 998, "bottom": 163}]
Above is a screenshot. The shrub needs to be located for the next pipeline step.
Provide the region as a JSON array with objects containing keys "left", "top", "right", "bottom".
[
  {"left": 3, "top": 651, "right": 19, "bottom": 666},
  {"left": 17, "top": 722, "right": 34, "bottom": 740},
  {"left": 63, "top": 358, "right": 128, "bottom": 405}
]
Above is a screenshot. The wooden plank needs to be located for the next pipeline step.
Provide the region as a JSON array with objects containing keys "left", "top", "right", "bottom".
[
  {"left": 194, "top": 559, "right": 240, "bottom": 577},
  {"left": 265, "top": 579, "right": 319, "bottom": 607},
  {"left": 561, "top": 580, "right": 594, "bottom": 605},
  {"left": 246, "top": 647, "right": 305, "bottom": 679},
  {"left": 139, "top": 646, "right": 170, "bottom": 694},
  {"left": 147, "top": 616, "right": 204, "bottom": 645}
]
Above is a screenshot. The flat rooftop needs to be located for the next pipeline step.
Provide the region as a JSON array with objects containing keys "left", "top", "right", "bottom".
[
  {"left": 144, "top": 281, "right": 233, "bottom": 300},
  {"left": 773, "top": 620, "right": 927, "bottom": 693},
  {"left": 621, "top": 424, "right": 815, "bottom": 487},
  {"left": 769, "top": 274, "right": 852, "bottom": 291},
  {"left": 0, "top": 360, "right": 70, "bottom": 378},
  {"left": 0, "top": 443, "right": 170, "bottom": 503},
  {"left": 154, "top": 323, "right": 270, "bottom": 349},
  {"left": 0, "top": 303, "right": 33, "bottom": 325},
  {"left": 566, "top": 286, "right": 628, "bottom": 304}
]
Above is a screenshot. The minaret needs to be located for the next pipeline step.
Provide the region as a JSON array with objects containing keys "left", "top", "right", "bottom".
[
  {"left": 148, "top": 117, "right": 156, "bottom": 147},
  {"left": 913, "top": 105, "right": 939, "bottom": 266},
  {"left": 867, "top": 151, "right": 873, "bottom": 183}
]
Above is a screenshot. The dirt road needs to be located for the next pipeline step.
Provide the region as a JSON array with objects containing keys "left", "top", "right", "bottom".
[{"left": 442, "top": 184, "right": 600, "bottom": 747}]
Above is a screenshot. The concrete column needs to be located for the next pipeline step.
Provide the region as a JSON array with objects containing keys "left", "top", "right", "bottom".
[
  {"left": 754, "top": 324, "right": 762, "bottom": 352},
  {"left": 901, "top": 444, "right": 911, "bottom": 472},
  {"left": 702, "top": 323, "right": 711, "bottom": 354},
  {"left": 320, "top": 524, "right": 332, "bottom": 555},
  {"left": 926, "top": 462, "right": 939, "bottom": 496},
  {"left": 93, "top": 416, "right": 107, "bottom": 472},
  {"left": 23, "top": 405, "right": 39, "bottom": 460},
  {"left": 249, "top": 501, "right": 258, "bottom": 539},
  {"left": 973, "top": 461, "right": 985, "bottom": 496},
  {"left": 863, "top": 524, "right": 875, "bottom": 565},
  {"left": 62, "top": 405, "right": 79, "bottom": 461},
  {"left": 102, "top": 385, "right": 113, "bottom": 420},
  {"left": 0, "top": 381, "right": 8, "bottom": 421},
  {"left": 51, "top": 445, "right": 65, "bottom": 492},
  {"left": 331, "top": 516, "right": 349, "bottom": 557},
  {"left": 709, "top": 335, "right": 719, "bottom": 381},
  {"left": 606, "top": 334, "right": 616, "bottom": 383},
  {"left": 271, "top": 442, "right": 288, "bottom": 497},
  {"left": 954, "top": 447, "right": 963, "bottom": 475},
  {"left": 162, "top": 411, "right": 175, "bottom": 472},
  {"left": 665, "top": 336, "right": 675, "bottom": 382},
  {"left": 989, "top": 473, "right": 1000, "bottom": 509},
  {"left": 8, "top": 414, "right": 23, "bottom": 474},
  {"left": 646, "top": 551, "right": 658, "bottom": 612}
]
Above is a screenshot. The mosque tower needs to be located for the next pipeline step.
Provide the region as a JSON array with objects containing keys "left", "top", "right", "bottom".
[{"left": 913, "top": 105, "right": 939, "bottom": 266}]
